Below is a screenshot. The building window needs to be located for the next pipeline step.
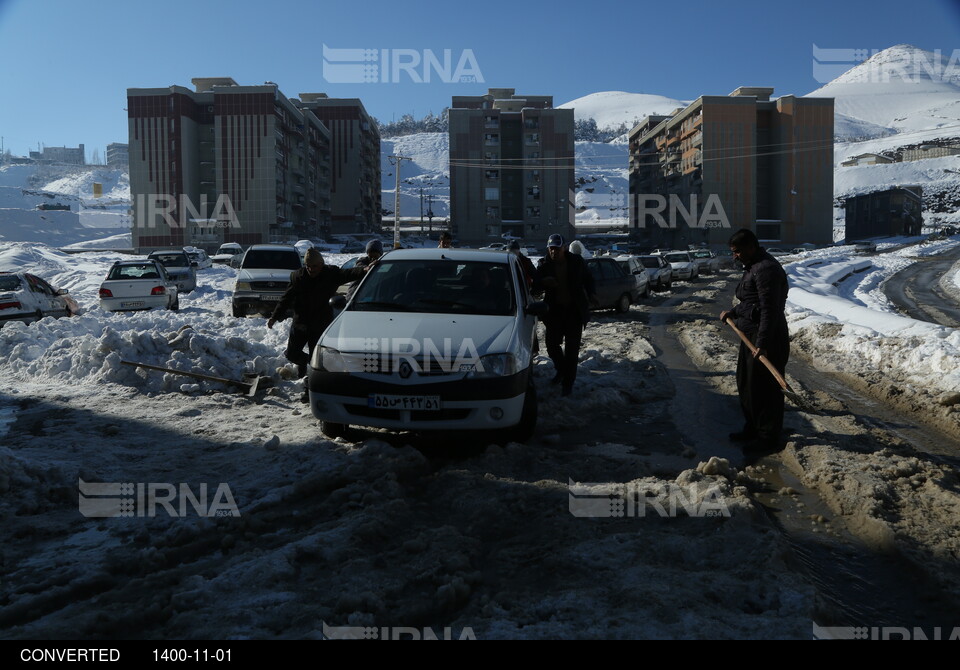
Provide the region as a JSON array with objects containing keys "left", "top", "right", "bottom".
[
  {"left": 527, "top": 186, "right": 540, "bottom": 200},
  {"left": 486, "top": 207, "right": 499, "bottom": 219},
  {"left": 484, "top": 134, "right": 499, "bottom": 146},
  {"left": 484, "top": 115, "right": 499, "bottom": 128},
  {"left": 525, "top": 133, "right": 540, "bottom": 146},
  {"left": 531, "top": 170, "right": 540, "bottom": 182},
  {"left": 485, "top": 169, "right": 499, "bottom": 180},
  {"left": 524, "top": 118, "right": 539, "bottom": 129},
  {"left": 484, "top": 152, "right": 498, "bottom": 163},
  {"left": 526, "top": 207, "right": 541, "bottom": 217},
  {"left": 485, "top": 187, "right": 499, "bottom": 201}
]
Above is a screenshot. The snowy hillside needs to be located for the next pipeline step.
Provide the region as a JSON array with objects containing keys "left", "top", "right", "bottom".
[{"left": 558, "top": 91, "right": 689, "bottom": 131}]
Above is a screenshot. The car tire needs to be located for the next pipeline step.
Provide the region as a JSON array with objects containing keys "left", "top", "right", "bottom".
[
  {"left": 232, "top": 304, "right": 244, "bottom": 318},
  {"left": 615, "top": 293, "right": 631, "bottom": 313},
  {"left": 34, "top": 309, "right": 43, "bottom": 322},
  {"left": 511, "top": 375, "right": 538, "bottom": 443},
  {"left": 170, "top": 297, "right": 180, "bottom": 311},
  {"left": 641, "top": 284, "right": 649, "bottom": 299},
  {"left": 321, "top": 421, "right": 348, "bottom": 439}
]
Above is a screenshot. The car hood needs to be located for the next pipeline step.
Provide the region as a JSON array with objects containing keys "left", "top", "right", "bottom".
[
  {"left": 238, "top": 268, "right": 295, "bottom": 282},
  {"left": 323, "top": 312, "right": 518, "bottom": 356}
]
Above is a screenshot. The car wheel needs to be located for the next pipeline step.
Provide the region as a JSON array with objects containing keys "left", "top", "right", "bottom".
[
  {"left": 615, "top": 293, "right": 631, "bottom": 313},
  {"left": 511, "top": 375, "right": 538, "bottom": 443},
  {"left": 321, "top": 421, "right": 348, "bottom": 439},
  {"left": 170, "top": 297, "right": 180, "bottom": 311},
  {"left": 34, "top": 309, "right": 43, "bottom": 322},
  {"left": 232, "top": 304, "right": 244, "bottom": 318},
  {"left": 641, "top": 283, "right": 649, "bottom": 299}
]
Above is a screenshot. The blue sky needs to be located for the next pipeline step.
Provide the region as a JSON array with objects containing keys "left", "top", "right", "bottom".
[{"left": 1, "top": 0, "right": 959, "bottom": 161}]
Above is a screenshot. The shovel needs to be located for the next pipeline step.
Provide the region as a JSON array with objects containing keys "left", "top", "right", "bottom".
[
  {"left": 723, "top": 318, "right": 810, "bottom": 410},
  {"left": 121, "top": 360, "right": 265, "bottom": 397}
]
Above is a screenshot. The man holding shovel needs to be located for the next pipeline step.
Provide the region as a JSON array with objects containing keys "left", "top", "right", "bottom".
[{"left": 719, "top": 228, "right": 790, "bottom": 453}]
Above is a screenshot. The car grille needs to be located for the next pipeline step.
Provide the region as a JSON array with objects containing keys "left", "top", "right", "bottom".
[
  {"left": 251, "top": 281, "right": 289, "bottom": 291},
  {"left": 345, "top": 405, "right": 471, "bottom": 421},
  {"left": 338, "top": 354, "right": 462, "bottom": 377}
]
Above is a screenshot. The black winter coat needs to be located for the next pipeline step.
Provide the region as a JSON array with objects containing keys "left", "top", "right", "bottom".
[
  {"left": 730, "top": 249, "right": 789, "bottom": 352},
  {"left": 271, "top": 265, "right": 364, "bottom": 333},
  {"left": 534, "top": 252, "right": 596, "bottom": 326}
]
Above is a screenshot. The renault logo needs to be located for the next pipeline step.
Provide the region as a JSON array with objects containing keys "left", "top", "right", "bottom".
[{"left": 398, "top": 361, "right": 413, "bottom": 379}]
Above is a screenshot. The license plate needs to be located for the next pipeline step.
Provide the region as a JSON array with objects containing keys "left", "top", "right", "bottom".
[
  {"left": 261, "top": 294, "right": 283, "bottom": 301},
  {"left": 120, "top": 301, "right": 144, "bottom": 308},
  {"left": 368, "top": 394, "right": 441, "bottom": 411}
]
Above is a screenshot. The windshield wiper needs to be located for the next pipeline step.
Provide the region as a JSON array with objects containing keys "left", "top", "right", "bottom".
[{"left": 352, "top": 300, "right": 413, "bottom": 312}]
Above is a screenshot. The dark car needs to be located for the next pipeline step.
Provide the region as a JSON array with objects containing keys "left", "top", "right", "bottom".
[{"left": 585, "top": 257, "right": 638, "bottom": 313}]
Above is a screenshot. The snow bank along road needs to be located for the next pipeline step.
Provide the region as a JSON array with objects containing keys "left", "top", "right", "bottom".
[{"left": 0, "top": 242, "right": 958, "bottom": 639}]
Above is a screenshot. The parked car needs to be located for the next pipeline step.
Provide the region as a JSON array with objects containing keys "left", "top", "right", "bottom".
[
  {"left": 585, "top": 257, "right": 638, "bottom": 313},
  {"left": 184, "top": 247, "right": 212, "bottom": 270},
  {"left": 612, "top": 255, "right": 650, "bottom": 299},
  {"left": 660, "top": 251, "right": 699, "bottom": 281},
  {"left": 638, "top": 254, "right": 672, "bottom": 290},
  {"left": 691, "top": 249, "right": 721, "bottom": 274},
  {"left": 231, "top": 245, "right": 302, "bottom": 317},
  {"left": 479, "top": 242, "right": 507, "bottom": 251},
  {"left": 714, "top": 249, "right": 741, "bottom": 270},
  {"left": 0, "top": 272, "right": 78, "bottom": 326},
  {"left": 852, "top": 241, "right": 877, "bottom": 254},
  {"left": 308, "top": 248, "right": 545, "bottom": 441},
  {"left": 99, "top": 260, "right": 179, "bottom": 312},
  {"left": 147, "top": 250, "right": 197, "bottom": 294},
  {"left": 766, "top": 247, "right": 789, "bottom": 257},
  {"left": 212, "top": 243, "right": 243, "bottom": 264}
]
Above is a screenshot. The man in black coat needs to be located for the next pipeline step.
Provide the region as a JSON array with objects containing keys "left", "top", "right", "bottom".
[
  {"left": 268, "top": 248, "right": 367, "bottom": 400},
  {"left": 719, "top": 228, "right": 790, "bottom": 453},
  {"left": 535, "top": 234, "right": 596, "bottom": 397}
]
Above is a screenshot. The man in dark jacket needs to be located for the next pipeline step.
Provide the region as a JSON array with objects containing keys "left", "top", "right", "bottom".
[
  {"left": 719, "top": 228, "right": 790, "bottom": 453},
  {"left": 346, "top": 239, "right": 383, "bottom": 300},
  {"left": 535, "top": 234, "right": 596, "bottom": 396},
  {"left": 268, "top": 248, "right": 367, "bottom": 401}
]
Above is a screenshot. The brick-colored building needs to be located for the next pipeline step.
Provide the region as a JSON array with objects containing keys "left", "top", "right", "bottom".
[
  {"left": 845, "top": 186, "right": 923, "bottom": 240},
  {"left": 628, "top": 87, "right": 834, "bottom": 248},
  {"left": 449, "top": 88, "right": 574, "bottom": 247},
  {"left": 128, "top": 78, "right": 333, "bottom": 252}
]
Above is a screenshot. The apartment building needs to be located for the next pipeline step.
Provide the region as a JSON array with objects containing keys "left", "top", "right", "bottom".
[
  {"left": 845, "top": 186, "right": 923, "bottom": 240},
  {"left": 29, "top": 144, "right": 85, "bottom": 165},
  {"left": 294, "top": 94, "right": 381, "bottom": 235},
  {"left": 127, "top": 78, "right": 333, "bottom": 252},
  {"left": 449, "top": 88, "right": 574, "bottom": 247},
  {"left": 628, "top": 87, "right": 834, "bottom": 248},
  {"left": 106, "top": 142, "right": 129, "bottom": 167}
]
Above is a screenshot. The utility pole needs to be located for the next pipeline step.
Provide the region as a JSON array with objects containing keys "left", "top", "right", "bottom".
[
  {"left": 419, "top": 187, "right": 424, "bottom": 234},
  {"left": 388, "top": 154, "right": 411, "bottom": 249}
]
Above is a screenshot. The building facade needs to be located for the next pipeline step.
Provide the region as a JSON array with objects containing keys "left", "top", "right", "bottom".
[
  {"left": 29, "top": 145, "right": 85, "bottom": 164},
  {"left": 127, "top": 78, "right": 333, "bottom": 252},
  {"left": 294, "top": 94, "right": 381, "bottom": 235},
  {"left": 628, "top": 87, "right": 834, "bottom": 248},
  {"left": 845, "top": 186, "right": 923, "bottom": 240},
  {"left": 901, "top": 144, "right": 960, "bottom": 162},
  {"left": 106, "top": 143, "right": 129, "bottom": 167},
  {"left": 449, "top": 88, "right": 574, "bottom": 247}
]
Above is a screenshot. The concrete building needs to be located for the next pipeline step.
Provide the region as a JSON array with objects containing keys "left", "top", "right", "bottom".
[
  {"left": 294, "top": 94, "right": 381, "bottom": 235},
  {"left": 628, "top": 87, "right": 834, "bottom": 249},
  {"left": 29, "top": 144, "right": 85, "bottom": 165},
  {"left": 127, "top": 78, "right": 333, "bottom": 252},
  {"left": 901, "top": 144, "right": 960, "bottom": 162},
  {"left": 106, "top": 142, "right": 129, "bottom": 167},
  {"left": 845, "top": 186, "right": 923, "bottom": 240},
  {"left": 449, "top": 88, "right": 574, "bottom": 247},
  {"left": 840, "top": 153, "right": 894, "bottom": 167}
]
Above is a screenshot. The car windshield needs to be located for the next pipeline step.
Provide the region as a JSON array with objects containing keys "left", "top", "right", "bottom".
[
  {"left": 639, "top": 257, "right": 660, "bottom": 268},
  {"left": 0, "top": 275, "right": 23, "bottom": 291},
  {"left": 350, "top": 259, "right": 515, "bottom": 316},
  {"left": 693, "top": 251, "right": 711, "bottom": 258},
  {"left": 665, "top": 253, "right": 689, "bottom": 263},
  {"left": 109, "top": 264, "right": 163, "bottom": 280},
  {"left": 217, "top": 245, "right": 241, "bottom": 255},
  {"left": 150, "top": 253, "right": 189, "bottom": 267},
  {"left": 242, "top": 250, "right": 302, "bottom": 270}
]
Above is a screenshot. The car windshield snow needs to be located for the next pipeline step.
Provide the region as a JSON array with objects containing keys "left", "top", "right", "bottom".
[
  {"left": 241, "top": 250, "right": 302, "bottom": 270},
  {"left": 0, "top": 275, "right": 22, "bottom": 291},
  {"left": 149, "top": 253, "right": 189, "bottom": 267},
  {"left": 108, "top": 264, "right": 162, "bottom": 280},
  {"left": 350, "top": 259, "right": 515, "bottom": 316}
]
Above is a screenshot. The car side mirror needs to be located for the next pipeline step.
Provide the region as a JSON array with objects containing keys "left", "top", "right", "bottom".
[
  {"left": 55, "top": 288, "right": 69, "bottom": 295},
  {"left": 329, "top": 295, "right": 347, "bottom": 310},
  {"left": 524, "top": 300, "right": 549, "bottom": 317}
]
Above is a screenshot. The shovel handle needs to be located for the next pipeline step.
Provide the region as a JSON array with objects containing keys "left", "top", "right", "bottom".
[{"left": 723, "top": 318, "right": 792, "bottom": 392}]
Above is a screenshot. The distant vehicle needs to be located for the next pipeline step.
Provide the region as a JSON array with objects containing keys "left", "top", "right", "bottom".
[
  {"left": 690, "top": 249, "right": 721, "bottom": 274},
  {"left": 212, "top": 243, "right": 244, "bottom": 264},
  {"left": 714, "top": 249, "right": 740, "bottom": 270},
  {"left": 231, "top": 245, "right": 302, "bottom": 317},
  {"left": 853, "top": 241, "right": 877, "bottom": 254},
  {"left": 765, "top": 247, "right": 789, "bottom": 257},
  {"left": 585, "top": 257, "right": 638, "bottom": 313},
  {"left": 147, "top": 250, "right": 197, "bottom": 294},
  {"left": 0, "top": 272, "right": 78, "bottom": 326},
  {"left": 479, "top": 242, "right": 507, "bottom": 251},
  {"left": 184, "top": 247, "right": 212, "bottom": 270},
  {"left": 99, "top": 260, "right": 179, "bottom": 312},
  {"left": 638, "top": 255, "right": 672, "bottom": 290},
  {"left": 662, "top": 251, "right": 699, "bottom": 281},
  {"left": 340, "top": 241, "right": 367, "bottom": 254},
  {"left": 612, "top": 255, "right": 650, "bottom": 299}
]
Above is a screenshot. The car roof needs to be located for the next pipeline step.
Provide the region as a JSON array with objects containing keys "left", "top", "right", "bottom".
[
  {"left": 115, "top": 259, "right": 162, "bottom": 265},
  {"left": 148, "top": 249, "right": 188, "bottom": 254},
  {"left": 246, "top": 244, "right": 298, "bottom": 251},
  {"left": 378, "top": 248, "right": 512, "bottom": 262}
]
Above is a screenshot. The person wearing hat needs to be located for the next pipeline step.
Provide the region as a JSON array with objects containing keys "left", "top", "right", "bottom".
[
  {"left": 507, "top": 239, "right": 536, "bottom": 289},
  {"left": 346, "top": 239, "right": 384, "bottom": 300},
  {"left": 438, "top": 231, "right": 453, "bottom": 249},
  {"left": 534, "top": 233, "right": 596, "bottom": 396},
  {"left": 268, "top": 247, "right": 368, "bottom": 402}
]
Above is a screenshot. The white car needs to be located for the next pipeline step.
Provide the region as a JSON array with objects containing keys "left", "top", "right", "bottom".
[
  {"left": 308, "top": 248, "right": 545, "bottom": 441},
  {"left": 0, "top": 272, "right": 78, "bottom": 327},
  {"left": 690, "top": 249, "right": 721, "bottom": 274},
  {"left": 99, "top": 260, "right": 179, "bottom": 312},
  {"left": 212, "top": 243, "right": 243, "bottom": 264},
  {"left": 612, "top": 255, "right": 651, "bottom": 299},
  {"left": 638, "top": 255, "right": 672, "bottom": 290},
  {"left": 184, "top": 247, "right": 212, "bottom": 270},
  {"left": 231, "top": 245, "right": 302, "bottom": 317},
  {"left": 148, "top": 249, "right": 197, "bottom": 293},
  {"left": 660, "top": 251, "right": 699, "bottom": 280}
]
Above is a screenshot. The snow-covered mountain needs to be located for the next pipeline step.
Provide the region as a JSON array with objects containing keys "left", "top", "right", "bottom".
[{"left": 557, "top": 91, "right": 689, "bottom": 131}]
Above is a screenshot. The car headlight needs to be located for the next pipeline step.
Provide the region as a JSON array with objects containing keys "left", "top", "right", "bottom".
[
  {"left": 314, "top": 345, "right": 348, "bottom": 373},
  {"left": 466, "top": 353, "right": 517, "bottom": 378},
  {"left": 235, "top": 281, "right": 252, "bottom": 292}
]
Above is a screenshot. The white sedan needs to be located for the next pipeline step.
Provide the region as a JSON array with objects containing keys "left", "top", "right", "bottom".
[
  {"left": 99, "top": 260, "right": 180, "bottom": 312},
  {"left": 660, "top": 251, "right": 699, "bottom": 280},
  {"left": 0, "top": 272, "right": 79, "bottom": 326}
]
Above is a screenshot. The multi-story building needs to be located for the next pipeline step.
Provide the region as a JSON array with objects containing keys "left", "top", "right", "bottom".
[
  {"left": 294, "top": 94, "right": 381, "bottom": 235},
  {"left": 628, "top": 87, "right": 834, "bottom": 248},
  {"left": 106, "top": 142, "right": 129, "bottom": 167},
  {"left": 845, "top": 186, "right": 923, "bottom": 240},
  {"left": 29, "top": 144, "right": 85, "bottom": 164},
  {"left": 449, "top": 88, "right": 574, "bottom": 247},
  {"left": 127, "top": 77, "right": 333, "bottom": 252}
]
